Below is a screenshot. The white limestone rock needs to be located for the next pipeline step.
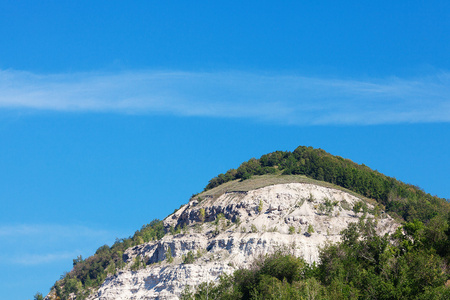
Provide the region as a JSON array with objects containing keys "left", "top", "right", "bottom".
[{"left": 85, "top": 183, "right": 398, "bottom": 300}]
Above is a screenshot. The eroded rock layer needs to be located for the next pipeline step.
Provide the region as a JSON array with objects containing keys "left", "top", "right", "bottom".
[{"left": 92, "top": 183, "right": 398, "bottom": 300}]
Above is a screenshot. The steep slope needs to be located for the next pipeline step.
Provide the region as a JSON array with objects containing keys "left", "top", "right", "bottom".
[{"left": 88, "top": 179, "right": 398, "bottom": 299}]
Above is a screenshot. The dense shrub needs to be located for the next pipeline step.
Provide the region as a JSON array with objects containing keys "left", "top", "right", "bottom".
[{"left": 188, "top": 217, "right": 450, "bottom": 300}]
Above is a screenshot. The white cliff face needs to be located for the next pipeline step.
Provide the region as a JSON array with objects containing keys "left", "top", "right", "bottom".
[{"left": 92, "top": 183, "right": 398, "bottom": 300}]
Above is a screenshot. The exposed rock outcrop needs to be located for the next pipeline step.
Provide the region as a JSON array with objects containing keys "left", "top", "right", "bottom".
[{"left": 89, "top": 182, "right": 398, "bottom": 300}]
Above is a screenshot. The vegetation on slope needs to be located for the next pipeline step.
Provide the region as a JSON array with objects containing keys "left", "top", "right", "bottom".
[
  {"left": 49, "top": 220, "right": 165, "bottom": 300},
  {"left": 205, "top": 146, "right": 450, "bottom": 223},
  {"left": 44, "top": 145, "right": 450, "bottom": 299},
  {"left": 199, "top": 174, "right": 376, "bottom": 206},
  {"left": 184, "top": 216, "right": 450, "bottom": 299},
  {"left": 183, "top": 146, "right": 450, "bottom": 299}
]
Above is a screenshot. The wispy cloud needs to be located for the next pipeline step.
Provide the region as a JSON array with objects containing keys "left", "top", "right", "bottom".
[
  {"left": 0, "top": 224, "right": 118, "bottom": 265},
  {"left": 8, "top": 252, "right": 81, "bottom": 266},
  {"left": 1, "top": 69, "right": 449, "bottom": 125},
  {"left": 0, "top": 224, "right": 110, "bottom": 238}
]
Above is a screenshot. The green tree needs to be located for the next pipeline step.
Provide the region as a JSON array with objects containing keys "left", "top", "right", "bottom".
[
  {"left": 73, "top": 255, "right": 83, "bottom": 266},
  {"left": 352, "top": 201, "right": 363, "bottom": 216},
  {"left": 34, "top": 292, "right": 44, "bottom": 300},
  {"left": 180, "top": 285, "right": 194, "bottom": 300},
  {"left": 183, "top": 251, "right": 195, "bottom": 264},
  {"left": 199, "top": 208, "right": 206, "bottom": 223},
  {"left": 166, "top": 247, "right": 174, "bottom": 263},
  {"left": 84, "top": 274, "right": 93, "bottom": 287},
  {"left": 131, "top": 256, "right": 142, "bottom": 271},
  {"left": 307, "top": 224, "right": 314, "bottom": 235},
  {"left": 258, "top": 200, "right": 263, "bottom": 213},
  {"left": 106, "top": 261, "right": 116, "bottom": 275},
  {"left": 288, "top": 226, "right": 296, "bottom": 235}
]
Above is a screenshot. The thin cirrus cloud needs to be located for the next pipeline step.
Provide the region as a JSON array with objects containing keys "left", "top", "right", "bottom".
[
  {"left": 0, "top": 224, "right": 111, "bottom": 238},
  {"left": 0, "top": 224, "right": 117, "bottom": 265},
  {"left": 8, "top": 252, "right": 81, "bottom": 266},
  {"left": 0, "top": 69, "right": 449, "bottom": 125}
]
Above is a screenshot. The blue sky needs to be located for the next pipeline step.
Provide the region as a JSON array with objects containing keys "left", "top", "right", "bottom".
[{"left": 0, "top": 1, "right": 449, "bottom": 299}]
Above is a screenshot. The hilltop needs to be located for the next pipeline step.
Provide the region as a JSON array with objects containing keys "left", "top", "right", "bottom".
[
  {"left": 204, "top": 146, "right": 450, "bottom": 223},
  {"left": 41, "top": 146, "right": 450, "bottom": 300}
]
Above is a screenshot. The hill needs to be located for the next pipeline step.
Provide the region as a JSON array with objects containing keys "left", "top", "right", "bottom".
[{"left": 40, "top": 146, "right": 450, "bottom": 300}]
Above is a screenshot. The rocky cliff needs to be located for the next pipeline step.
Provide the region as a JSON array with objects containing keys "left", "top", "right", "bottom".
[{"left": 86, "top": 179, "right": 398, "bottom": 300}]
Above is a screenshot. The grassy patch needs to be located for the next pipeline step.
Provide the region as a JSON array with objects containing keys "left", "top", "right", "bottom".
[{"left": 196, "top": 174, "right": 369, "bottom": 202}]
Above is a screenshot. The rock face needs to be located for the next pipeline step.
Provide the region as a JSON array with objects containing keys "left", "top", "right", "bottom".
[{"left": 91, "top": 183, "right": 398, "bottom": 300}]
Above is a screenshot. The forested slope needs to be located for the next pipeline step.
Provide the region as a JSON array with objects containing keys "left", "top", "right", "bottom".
[
  {"left": 206, "top": 146, "right": 450, "bottom": 223},
  {"left": 187, "top": 216, "right": 450, "bottom": 299}
]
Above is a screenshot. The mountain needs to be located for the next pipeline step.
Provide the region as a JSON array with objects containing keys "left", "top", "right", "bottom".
[{"left": 42, "top": 146, "right": 450, "bottom": 300}]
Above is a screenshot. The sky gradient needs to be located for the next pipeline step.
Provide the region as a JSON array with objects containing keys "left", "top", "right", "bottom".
[{"left": 0, "top": 1, "right": 449, "bottom": 299}]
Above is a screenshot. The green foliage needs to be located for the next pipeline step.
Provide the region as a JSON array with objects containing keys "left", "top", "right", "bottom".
[
  {"left": 180, "top": 285, "right": 194, "bottom": 300},
  {"left": 191, "top": 251, "right": 309, "bottom": 299},
  {"left": 352, "top": 201, "right": 368, "bottom": 217},
  {"left": 170, "top": 225, "right": 182, "bottom": 235},
  {"left": 250, "top": 224, "right": 258, "bottom": 233},
  {"left": 34, "top": 292, "right": 44, "bottom": 300},
  {"left": 317, "top": 218, "right": 449, "bottom": 299},
  {"left": 199, "top": 208, "right": 206, "bottom": 223},
  {"left": 257, "top": 251, "right": 306, "bottom": 284},
  {"left": 137, "top": 219, "right": 166, "bottom": 242},
  {"left": 182, "top": 224, "right": 189, "bottom": 234},
  {"left": 73, "top": 254, "right": 83, "bottom": 266},
  {"left": 258, "top": 200, "right": 263, "bottom": 213},
  {"left": 288, "top": 226, "right": 296, "bottom": 235},
  {"left": 204, "top": 146, "right": 450, "bottom": 224},
  {"left": 352, "top": 201, "right": 363, "bottom": 215},
  {"left": 183, "top": 251, "right": 195, "bottom": 264},
  {"left": 190, "top": 218, "right": 450, "bottom": 300},
  {"left": 166, "top": 247, "right": 174, "bottom": 263},
  {"left": 197, "top": 249, "right": 205, "bottom": 258},
  {"left": 194, "top": 223, "right": 202, "bottom": 233},
  {"left": 340, "top": 200, "right": 351, "bottom": 210},
  {"left": 213, "top": 225, "right": 220, "bottom": 236},
  {"left": 215, "top": 213, "right": 225, "bottom": 225},
  {"left": 131, "top": 256, "right": 143, "bottom": 271},
  {"left": 84, "top": 274, "right": 93, "bottom": 288},
  {"left": 318, "top": 198, "right": 336, "bottom": 216},
  {"left": 50, "top": 219, "right": 165, "bottom": 299},
  {"left": 307, "top": 224, "right": 314, "bottom": 234},
  {"left": 106, "top": 261, "right": 116, "bottom": 275}
]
